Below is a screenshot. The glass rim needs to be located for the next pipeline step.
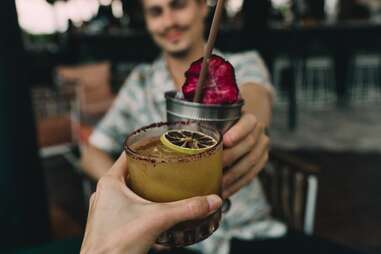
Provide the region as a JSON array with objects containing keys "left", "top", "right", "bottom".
[{"left": 123, "top": 121, "right": 223, "bottom": 164}]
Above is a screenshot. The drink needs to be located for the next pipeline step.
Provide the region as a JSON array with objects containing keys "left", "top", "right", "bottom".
[
  {"left": 124, "top": 121, "right": 223, "bottom": 247},
  {"left": 128, "top": 137, "right": 222, "bottom": 202}
]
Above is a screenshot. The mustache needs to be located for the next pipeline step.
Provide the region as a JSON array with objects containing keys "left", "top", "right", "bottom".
[{"left": 159, "top": 25, "right": 189, "bottom": 36}]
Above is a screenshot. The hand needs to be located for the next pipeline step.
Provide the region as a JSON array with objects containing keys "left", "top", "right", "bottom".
[
  {"left": 80, "top": 153, "right": 222, "bottom": 254},
  {"left": 222, "top": 113, "right": 270, "bottom": 198}
]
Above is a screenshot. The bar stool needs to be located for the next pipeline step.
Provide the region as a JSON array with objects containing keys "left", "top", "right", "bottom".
[
  {"left": 348, "top": 53, "right": 381, "bottom": 104},
  {"left": 301, "top": 56, "right": 336, "bottom": 108}
]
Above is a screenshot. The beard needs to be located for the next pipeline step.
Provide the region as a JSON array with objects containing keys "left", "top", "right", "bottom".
[{"left": 166, "top": 46, "right": 192, "bottom": 59}]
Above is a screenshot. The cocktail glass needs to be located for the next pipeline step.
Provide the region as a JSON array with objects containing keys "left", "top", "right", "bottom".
[{"left": 124, "top": 121, "right": 223, "bottom": 247}]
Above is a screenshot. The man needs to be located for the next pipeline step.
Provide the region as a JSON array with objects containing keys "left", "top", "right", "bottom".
[{"left": 81, "top": 0, "right": 284, "bottom": 253}]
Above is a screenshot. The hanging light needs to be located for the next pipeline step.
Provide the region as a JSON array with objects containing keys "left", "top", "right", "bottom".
[
  {"left": 225, "top": 0, "right": 244, "bottom": 18},
  {"left": 15, "top": 0, "right": 57, "bottom": 34},
  {"left": 99, "top": 0, "right": 112, "bottom": 6},
  {"left": 53, "top": 1, "right": 69, "bottom": 33},
  {"left": 112, "top": 0, "right": 124, "bottom": 18},
  {"left": 15, "top": 0, "right": 101, "bottom": 34},
  {"left": 271, "top": 0, "right": 291, "bottom": 9}
]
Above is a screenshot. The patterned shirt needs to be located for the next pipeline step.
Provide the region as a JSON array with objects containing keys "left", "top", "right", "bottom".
[{"left": 90, "top": 50, "right": 286, "bottom": 254}]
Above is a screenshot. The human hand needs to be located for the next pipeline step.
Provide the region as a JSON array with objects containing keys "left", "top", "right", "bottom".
[
  {"left": 222, "top": 113, "right": 270, "bottom": 198},
  {"left": 80, "top": 153, "right": 222, "bottom": 254}
]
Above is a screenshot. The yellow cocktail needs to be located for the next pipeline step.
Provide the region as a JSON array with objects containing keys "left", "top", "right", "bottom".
[{"left": 124, "top": 121, "right": 222, "bottom": 247}]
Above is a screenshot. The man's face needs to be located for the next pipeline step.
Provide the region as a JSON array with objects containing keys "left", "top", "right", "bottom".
[{"left": 142, "top": 0, "right": 207, "bottom": 56}]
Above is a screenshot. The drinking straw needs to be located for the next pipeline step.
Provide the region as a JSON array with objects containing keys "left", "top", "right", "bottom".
[{"left": 193, "top": 0, "right": 226, "bottom": 103}]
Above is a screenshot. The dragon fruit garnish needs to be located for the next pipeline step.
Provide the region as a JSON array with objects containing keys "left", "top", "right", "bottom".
[{"left": 182, "top": 55, "right": 239, "bottom": 105}]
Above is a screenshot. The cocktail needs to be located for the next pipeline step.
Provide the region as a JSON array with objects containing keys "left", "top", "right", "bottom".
[{"left": 124, "top": 121, "right": 223, "bottom": 247}]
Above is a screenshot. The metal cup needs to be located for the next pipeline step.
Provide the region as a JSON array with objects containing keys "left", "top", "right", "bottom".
[{"left": 165, "top": 91, "right": 244, "bottom": 134}]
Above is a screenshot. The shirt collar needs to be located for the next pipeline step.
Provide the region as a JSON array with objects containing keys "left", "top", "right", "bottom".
[{"left": 151, "top": 54, "right": 175, "bottom": 104}]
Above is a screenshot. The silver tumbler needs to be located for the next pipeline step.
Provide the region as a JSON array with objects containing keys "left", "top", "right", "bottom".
[{"left": 165, "top": 91, "right": 244, "bottom": 134}]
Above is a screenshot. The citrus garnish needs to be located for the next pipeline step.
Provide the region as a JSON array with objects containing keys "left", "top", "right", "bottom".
[{"left": 160, "top": 129, "right": 217, "bottom": 155}]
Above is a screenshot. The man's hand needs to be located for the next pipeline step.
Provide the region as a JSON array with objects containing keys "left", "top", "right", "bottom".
[
  {"left": 222, "top": 113, "right": 270, "bottom": 198},
  {"left": 80, "top": 154, "right": 222, "bottom": 254}
]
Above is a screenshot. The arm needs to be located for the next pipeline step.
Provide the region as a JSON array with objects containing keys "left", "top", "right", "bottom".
[
  {"left": 80, "top": 67, "right": 143, "bottom": 180},
  {"left": 240, "top": 82, "right": 272, "bottom": 127},
  {"left": 222, "top": 83, "right": 272, "bottom": 198},
  {"left": 81, "top": 144, "right": 114, "bottom": 180},
  {"left": 220, "top": 51, "right": 274, "bottom": 197},
  {"left": 80, "top": 154, "right": 222, "bottom": 254}
]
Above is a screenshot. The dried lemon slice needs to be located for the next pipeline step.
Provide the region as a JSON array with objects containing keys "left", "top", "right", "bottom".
[{"left": 160, "top": 129, "right": 217, "bottom": 155}]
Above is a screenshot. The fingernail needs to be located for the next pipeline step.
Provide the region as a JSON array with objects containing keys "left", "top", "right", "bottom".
[{"left": 207, "top": 195, "right": 222, "bottom": 212}]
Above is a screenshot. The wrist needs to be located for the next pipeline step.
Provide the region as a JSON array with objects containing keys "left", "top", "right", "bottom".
[{"left": 81, "top": 239, "right": 121, "bottom": 254}]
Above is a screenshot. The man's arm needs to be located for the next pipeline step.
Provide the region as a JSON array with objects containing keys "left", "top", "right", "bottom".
[
  {"left": 81, "top": 144, "right": 115, "bottom": 180},
  {"left": 222, "top": 82, "right": 272, "bottom": 197},
  {"left": 239, "top": 82, "right": 272, "bottom": 126},
  {"left": 80, "top": 66, "right": 146, "bottom": 181}
]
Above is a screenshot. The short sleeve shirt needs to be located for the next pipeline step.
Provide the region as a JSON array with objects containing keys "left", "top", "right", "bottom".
[
  {"left": 90, "top": 50, "right": 273, "bottom": 156},
  {"left": 89, "top": 50, "right": 285, "bottom": 254}
]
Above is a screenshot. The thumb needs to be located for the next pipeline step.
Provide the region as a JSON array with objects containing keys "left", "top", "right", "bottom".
[{"left": 155, "top": 195, "right": 222, "bottom": 230}]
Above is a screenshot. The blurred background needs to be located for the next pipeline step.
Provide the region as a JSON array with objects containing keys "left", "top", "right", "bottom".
[{"left": 1, "top": 0, "right": 381, "bottom": 253}]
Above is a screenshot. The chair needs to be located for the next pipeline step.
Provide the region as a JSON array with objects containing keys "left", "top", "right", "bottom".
[
  {"left": 53, "top": 61, "right": 142, "bottom": 205},
  {"left": 55, "top": 62, "right": 115, "bottom": 145},
  {"left": 273, "top": 55, "right": 336, "bottom": 107},
  {"left": 348, "top": 53, "right": 381, "bottom": 104},
  {"left": 32, "top": 86, "right": 73, "bottom": 152},
  {"left": 272, "top": 54, "right": 337, "bottom": 130},
  {"left": 260, "top": 150, "right": 320, "bottom": 235},
  {"left": 302, "top": 56, "right": 336, "bottom": 107},
  {"left": 32, "top": 86, "right": 86, "bottom": 241},
  {"left": 53, "top": 62, "right": 115, "bottom": 201}
]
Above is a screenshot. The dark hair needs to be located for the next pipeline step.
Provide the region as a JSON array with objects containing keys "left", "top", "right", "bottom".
[
  {"left": 124, "top": 0, "right": 145, "bottom": 29},
  {"left": 128, "top": 0, "right": 207, "bottom": 29},
  {"left": 137, "top": 0, "right": 204, "bottom": 10}
]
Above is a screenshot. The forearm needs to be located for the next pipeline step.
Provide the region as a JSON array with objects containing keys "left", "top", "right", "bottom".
[
  {"left": 239, "top": 83, "right": 272, "bottom": 127},
  {"left": 81, "top": 238, "right": 128, "bottom": 254},
  {"left": 81, "top": 144, "right": 115, "bottom": 180}
]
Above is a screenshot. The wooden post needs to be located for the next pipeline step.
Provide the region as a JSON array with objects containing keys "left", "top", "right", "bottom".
[{"left": 0, "top": 0, "right": 50, "bottom": 250}]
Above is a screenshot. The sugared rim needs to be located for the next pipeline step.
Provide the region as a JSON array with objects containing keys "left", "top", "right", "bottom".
[
  {"left": 165, "top": 91, "right": 244, "bottom": 108},
  {"left": 123, "top": 121, "right": 222, "bottom": 164}
]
